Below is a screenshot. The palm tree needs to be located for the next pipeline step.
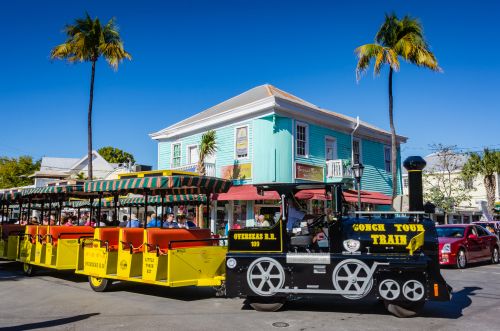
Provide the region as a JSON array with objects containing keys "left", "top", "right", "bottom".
[
  {"left": 462, "top": 149, "right": 500, "bottom": 213},
  {"left": 51, "top": 13, "right": 131, "bottom": 179},
  {"left": 355, "top": 13, "right": 440, "bottom": 198},
  {"left": 197, "top": 130, "right": 217, "bottom": 176}
]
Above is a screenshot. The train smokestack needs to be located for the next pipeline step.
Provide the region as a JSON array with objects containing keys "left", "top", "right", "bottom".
[{"left": 403, "top": 156, "right": 426, "bottom": 212}]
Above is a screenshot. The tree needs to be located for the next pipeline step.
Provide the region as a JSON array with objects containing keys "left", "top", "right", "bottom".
[
  {"left": 423, "top": 145, "right": 471, "bottom": 223},
  {"left": 355, "top": 13, "right": 441, "bottom": 199},
  {"left": 51, "top": 13, "right": 131, "bottom": 179},
  {"left": 0, "top": 156, "right": 41, "bottom": 189},
  {"left": 98, "top": 146, "right": 135, "bottom": 164},
  {"left": 197, "top": 130, "right": 217, "bottom": 176},
  {"left": 462, "top": 148, "right": 500, "bottom": 213}
]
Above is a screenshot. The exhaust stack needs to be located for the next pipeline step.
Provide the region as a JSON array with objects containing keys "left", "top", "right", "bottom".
[{"left": 403, "top": 156, "right": 426, "bottom": 212}]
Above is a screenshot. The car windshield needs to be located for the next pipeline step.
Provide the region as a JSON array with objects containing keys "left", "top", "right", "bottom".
[{"left": 436, "top": 227, "right": 465, "bottom": 238}]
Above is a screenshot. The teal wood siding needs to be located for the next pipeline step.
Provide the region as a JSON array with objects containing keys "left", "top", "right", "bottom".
[
  {"left": 253, "top": 115, "right": 293, "bottom": 183},
  {"left": 360, "top": 139, "right": 402, "bottom": 196},
  {"left": 293, "top": 121, "right": 351, "bottom": 179},
  {"left": 158, "top": 141, "right": 171, "bottom": 169},
  {"left": 214, "top": 121, "right": 253, "bottom": 185}
]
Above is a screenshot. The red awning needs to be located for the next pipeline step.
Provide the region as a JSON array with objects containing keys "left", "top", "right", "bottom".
[
  {"left": 212, "top": 185, "right": 280, "bottom": 201},
  {"left": 295, "top": 189, "right": 392, "bottom": 205},
  {"left": 213, "top": 185, "right": 392, "bottom": 205}
]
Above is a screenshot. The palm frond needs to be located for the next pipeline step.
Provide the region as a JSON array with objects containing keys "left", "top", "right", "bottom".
[{"left": 355, "top": 43, "right": 384, "bottom": 80}]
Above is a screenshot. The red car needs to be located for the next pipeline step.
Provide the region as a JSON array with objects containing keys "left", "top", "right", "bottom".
[{"left": 437, "top": 224, "right": 500, "bottom": 268}]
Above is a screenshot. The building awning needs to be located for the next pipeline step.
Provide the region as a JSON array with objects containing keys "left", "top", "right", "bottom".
[
  {"left": 212, "top": 185, "right": 280, "bottom": 201},
  {"left": 295, "top": 189, "right": 392, "bottom": 205},
  {"left": 213, "top": 185, "right": 392, "bottom": 205}
]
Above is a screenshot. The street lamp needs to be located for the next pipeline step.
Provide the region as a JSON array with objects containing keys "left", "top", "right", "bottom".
[{"left": 351, "top": 163, "right": 364, "bottom": 211}]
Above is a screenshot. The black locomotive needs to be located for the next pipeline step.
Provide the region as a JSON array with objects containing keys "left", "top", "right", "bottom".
[{"left": 225, "top": 156, "right": 451, "bottom": 317}]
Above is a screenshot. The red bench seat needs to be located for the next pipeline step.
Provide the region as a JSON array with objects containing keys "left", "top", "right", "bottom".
[
  {"left": 146, "top": 228, "right": 212, "bottom": 254},
  {"left": 121, "top": 228, "right": 144, "bottom": 252}
]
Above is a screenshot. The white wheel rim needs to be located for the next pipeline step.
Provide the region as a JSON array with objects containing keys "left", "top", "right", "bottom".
[
  {"left": 494, "top": 249, "right": 499, "bottom": 263},
  {"left": 333, "top": 259, "right": 373, "bottom": 299},
  {"left": 402, "top": 280, "right": 425, "bottom": 302},
  {"left": 247, "top": 257, "right": 285, "bottom": 296},
  {"left": 458, "top": 251, "right": 466, "bottom": 267},
  {"left": 379, "top": 279, "right": 400, "bottom": 300}
]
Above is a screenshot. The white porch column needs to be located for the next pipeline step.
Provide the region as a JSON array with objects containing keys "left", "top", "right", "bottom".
[
  {"left": 246, "top": 200, "right": 255, "bottom": 227},
  {"left": 210, "top": 201, "right": 217, "bottom": 233}
]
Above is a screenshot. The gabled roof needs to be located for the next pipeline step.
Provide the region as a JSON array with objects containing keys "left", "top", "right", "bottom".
[
  {"left": 40, "top": 157, "right": 80, "bottom": 173},
  {"left": 150, "top": 84, "right": 407, "bottom": 144}
]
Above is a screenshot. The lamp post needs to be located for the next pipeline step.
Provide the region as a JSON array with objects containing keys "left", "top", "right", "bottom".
[{"left": 351, "top": 163, "right": 365, "bottom": 211}]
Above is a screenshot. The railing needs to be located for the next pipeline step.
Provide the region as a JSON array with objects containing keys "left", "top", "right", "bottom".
[
  {"left": 326, "top": 159, "right": 353, "bottom": 179},
  {"left": 172, "top": 163, "right": 216, "bottom": 177}
]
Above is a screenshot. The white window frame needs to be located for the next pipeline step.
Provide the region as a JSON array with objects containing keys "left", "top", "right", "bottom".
[
  {"left": 171, "top": 142, "right": 181, "bottom": 168},
  {"left": 384, "top": 145, "right": 391, "bottom": 172},
  {"left": 186, "top": 144, "right": 199, "bottom": 165},
  {"left": 295, "top": 122, "right": 309, "bottom": 158},
  {"left": 324, "top": 136, "right": 337, "bottom": 161},
  {"left": 352, "top": 138, "right": 362, "bottom": 164},
  {"left": 234, "top": 125, "right": 249, "bottom": 160}
]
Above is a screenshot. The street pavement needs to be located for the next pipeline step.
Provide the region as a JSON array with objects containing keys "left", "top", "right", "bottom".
[{"left": 0, "top": 261, "right": 499, "bottom": 331}]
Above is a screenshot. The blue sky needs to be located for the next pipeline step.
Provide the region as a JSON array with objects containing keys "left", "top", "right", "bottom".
[{"left": 0, "top": 0, "right": 499, "bottom": 168}]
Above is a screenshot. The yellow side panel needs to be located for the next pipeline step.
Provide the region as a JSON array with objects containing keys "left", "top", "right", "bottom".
[
  {"left": 6, "top": 236, "right": 20, "bottom": 260},
  {"left": 167, "top": 246, "right": 227, "bottom": 287},
  {"left": 18, "top": 239, "right": 35, "bottom": 263},
  {"left": 34, "top": 241, "right": 46, "bottom": 264},
  {"left": 54, "top": 239, "right": 81, "bottom": 269},
  {"left": 142, "top": 252, "right": 167, "bottom": 282},
  {"left": 0, "top": 239, "right": 5, "bottom": 258}
]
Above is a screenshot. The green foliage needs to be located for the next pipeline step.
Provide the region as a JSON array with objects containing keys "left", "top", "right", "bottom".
[
  {"left": 98, "top": 146, "right": 135, "bottom": 164},
  {"left": 355, "top": 13, "right": 440, "bottom": 79},
  {"left": 0, "top": 156, "right": 41, "bottom": 189},
  {"left": 197, "top": 130, "right": 217, "bottom": 176},
  {"left": 462, "top": 148, "right": 500, "bottom": 212},
  {"left": 50, "top": 12, "right": 131, "bottom": 68},
  {"left": 423, "top": 145, "right": 471, "bottom": 214}
]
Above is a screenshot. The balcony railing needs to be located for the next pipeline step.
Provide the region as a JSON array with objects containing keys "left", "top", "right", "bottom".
[
  {"left": 326, "top": 159, "right": 353, "bottom": 180},
  {"left": 171, "top": 163, "right": 216, "bottom": 177}
]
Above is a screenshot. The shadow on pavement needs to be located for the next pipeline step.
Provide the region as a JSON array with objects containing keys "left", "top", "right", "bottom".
[
  {"left": 1, "top": 313, "right": 100, "bottom": 331},
  {"left": 0, "top": 261, "right": 87, "bottom": 283},
  {"left": 421, "top": 286, "right": 481, "bottom": 319},
  {"left": 108, "top": 281, "right": 217, "bottom": 301}
]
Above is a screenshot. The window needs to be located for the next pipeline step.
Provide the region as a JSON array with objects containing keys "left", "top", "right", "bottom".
[
  {"left": 463, "top": 178, "right": 474, "bottom": 190},
  {"left": 296, "top": 123, "right": 308, "bottom": 157},
  {"left": 187, "top": 145, "right": 199, "bottom": 164},
  {"left": 172, "top": 143, "right": 181, "bottom": 168},
  {"left": 235, "top": 126, "right": 249, "bottom": 159},
  {"left": 325, "top": 137, "right": 337, "bottom": 161},
  {"left": 353, "top": 138, "right": 362, "bottom": 164},
  {"left": 384, "top": 146, "right": 391, "bottom": 172},
  {"left": 476, "top": 226, "right": 488, "bottom": 237}
]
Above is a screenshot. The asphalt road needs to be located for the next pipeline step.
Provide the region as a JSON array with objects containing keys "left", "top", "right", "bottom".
[{"left": 0, "top": 261, "right": 499, "bottom": 331}]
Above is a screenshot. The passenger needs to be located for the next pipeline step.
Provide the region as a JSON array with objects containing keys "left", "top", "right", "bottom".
[
  {"left": 31, "top": 216, "right": 39, "bottom": 225},
  {"left": 186, "top": 213, "right": 197, "bottom": 228},
  {"left": 119, "top": 215, "right": 129, "bottom": 227},
  {"left": 256, "top": 215, "right": 270, "bottom": 227},
  {"left": 163, "top": 213, "right": 178, "bottom": 228},
  {"left": 61, "top": 217, "right": 73, "bottom": 226},
  {"left": 177, "top": 214, "right": 190, "bottom": 229},
  {"left": 124, "top": 214, "right": 140, "bottom": 228},
  {"left": 146, "top": 213, "right": 162, "bottom": 228},
  {"left": 49, "top": 215, "right": 56, "bottom": 226}
]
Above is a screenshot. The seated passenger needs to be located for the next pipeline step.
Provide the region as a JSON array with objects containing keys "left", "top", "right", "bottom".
[
  {"left": 146, "top": 213, "right": 162, "bottom": 228},
  {"left": 255, "top": 215, "right": 270, "bottom": 227},
  {"left": 163, "top": 213, "right": 178, "bottom": 228},
  {"left": 177, "top": 214, "right": 191, "bottom": 229},
  {"left": 123, "top": 214, "right": 140, "bottom": 228},
  {"left": 119, "top": 215, "right": 129, "bottom": 228},
  {"left": 61, "top": 217, "right": 73, "bottom": 226}
]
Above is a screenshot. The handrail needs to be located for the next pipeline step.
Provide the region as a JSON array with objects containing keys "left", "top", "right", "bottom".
[{"left": 167, "top": 237, "right": 227, "bottom": 249}]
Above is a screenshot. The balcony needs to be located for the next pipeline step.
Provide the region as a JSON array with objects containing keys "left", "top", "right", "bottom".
[
  {"left": 171, "top": 163, "right": 216, "bottom": 177},
  {"left": 326, "top": 159, "right": 353, "bottom": 183}
]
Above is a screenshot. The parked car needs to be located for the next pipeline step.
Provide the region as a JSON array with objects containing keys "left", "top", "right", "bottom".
[
  {"left": 437, "top": 224, "right": 500, "bottom": 268},
  {"left": 473, "top": 221, "right": 500, "bottom": 237}
]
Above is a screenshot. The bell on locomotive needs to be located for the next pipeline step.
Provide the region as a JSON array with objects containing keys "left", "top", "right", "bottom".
[{"left": 225, "top": 156, "right": 451, "bottom": 317}]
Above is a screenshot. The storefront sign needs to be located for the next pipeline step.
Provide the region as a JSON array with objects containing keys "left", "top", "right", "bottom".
[
  {"left": 295, "top": 163, "right": 324, "bottom": 182},
  {"left": 236, "top": 127, "right": 248, "bottom": 158},
  {"left": 221, "top": 163, "right": 252, "bottom": 180}
]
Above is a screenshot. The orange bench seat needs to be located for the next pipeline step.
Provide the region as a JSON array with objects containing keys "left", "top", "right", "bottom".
[
  {"left": 48, "top": 226, "right": 95, "bottom": 246},
  {"left": 146, "top": 228, "right": 213, "bottom": 254},
  {"left": 121, "top": 228, "right": 144, "bottom": 253},
  {"left": 96, "top": 227, "right": 120, "bottom": 251},
  {"left": 1, "top": 224, "right": 25, "bottom": 240}
]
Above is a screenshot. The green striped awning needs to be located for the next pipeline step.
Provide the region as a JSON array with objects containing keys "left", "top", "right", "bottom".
[
  {"left": 21, "top": 185, "right": 84, "bottom": 197},
  {"left": 0, "top": 189, "right": 21, "bottom": 202},
  {"left": 119, "top": 194, "right": 206, "bottom": 206},
  {"left": 84, "top": 176, "right": 232, "bottom": 195}
]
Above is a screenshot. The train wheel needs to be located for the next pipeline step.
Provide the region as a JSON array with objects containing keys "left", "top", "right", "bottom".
[
  {"left": 247, "top": 297, "right": 285, "bottom": 312},
  {"left": 246, "top": 257, "right": 285, "bottom": 296},
  {"left": 88, "top": 276, "right": 112, "bottom": 292},
  {"left": 22, "top": 263, "right": 35, "bottom": 277},
  {"left": 384, "top": 300, "right": 424, "bottom": 318}
]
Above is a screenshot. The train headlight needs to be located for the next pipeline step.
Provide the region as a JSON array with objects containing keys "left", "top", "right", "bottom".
[
  {"left": 343, "top": 239, "right": 360, "bottom": 253},
  {"left": 226, "top": 258, "right": 237, "bottom": 269},
  {"left": 441, "top": 243, "right": 451, "bottom": 253}
]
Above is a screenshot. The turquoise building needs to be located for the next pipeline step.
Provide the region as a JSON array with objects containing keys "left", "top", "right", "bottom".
[{"left": 150, "top": 85, "right": 406, "bottom": 231}]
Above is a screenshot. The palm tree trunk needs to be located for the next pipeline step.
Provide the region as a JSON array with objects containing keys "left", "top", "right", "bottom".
[
  {"left": 88, "top": 60, "right": 96, "bottom": 180},
  {"left": 388, "top": 67, "right": 397, "bottom": 199},
  {"left": 484, "top": 174, "right": 496, "bottom": 213}
]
